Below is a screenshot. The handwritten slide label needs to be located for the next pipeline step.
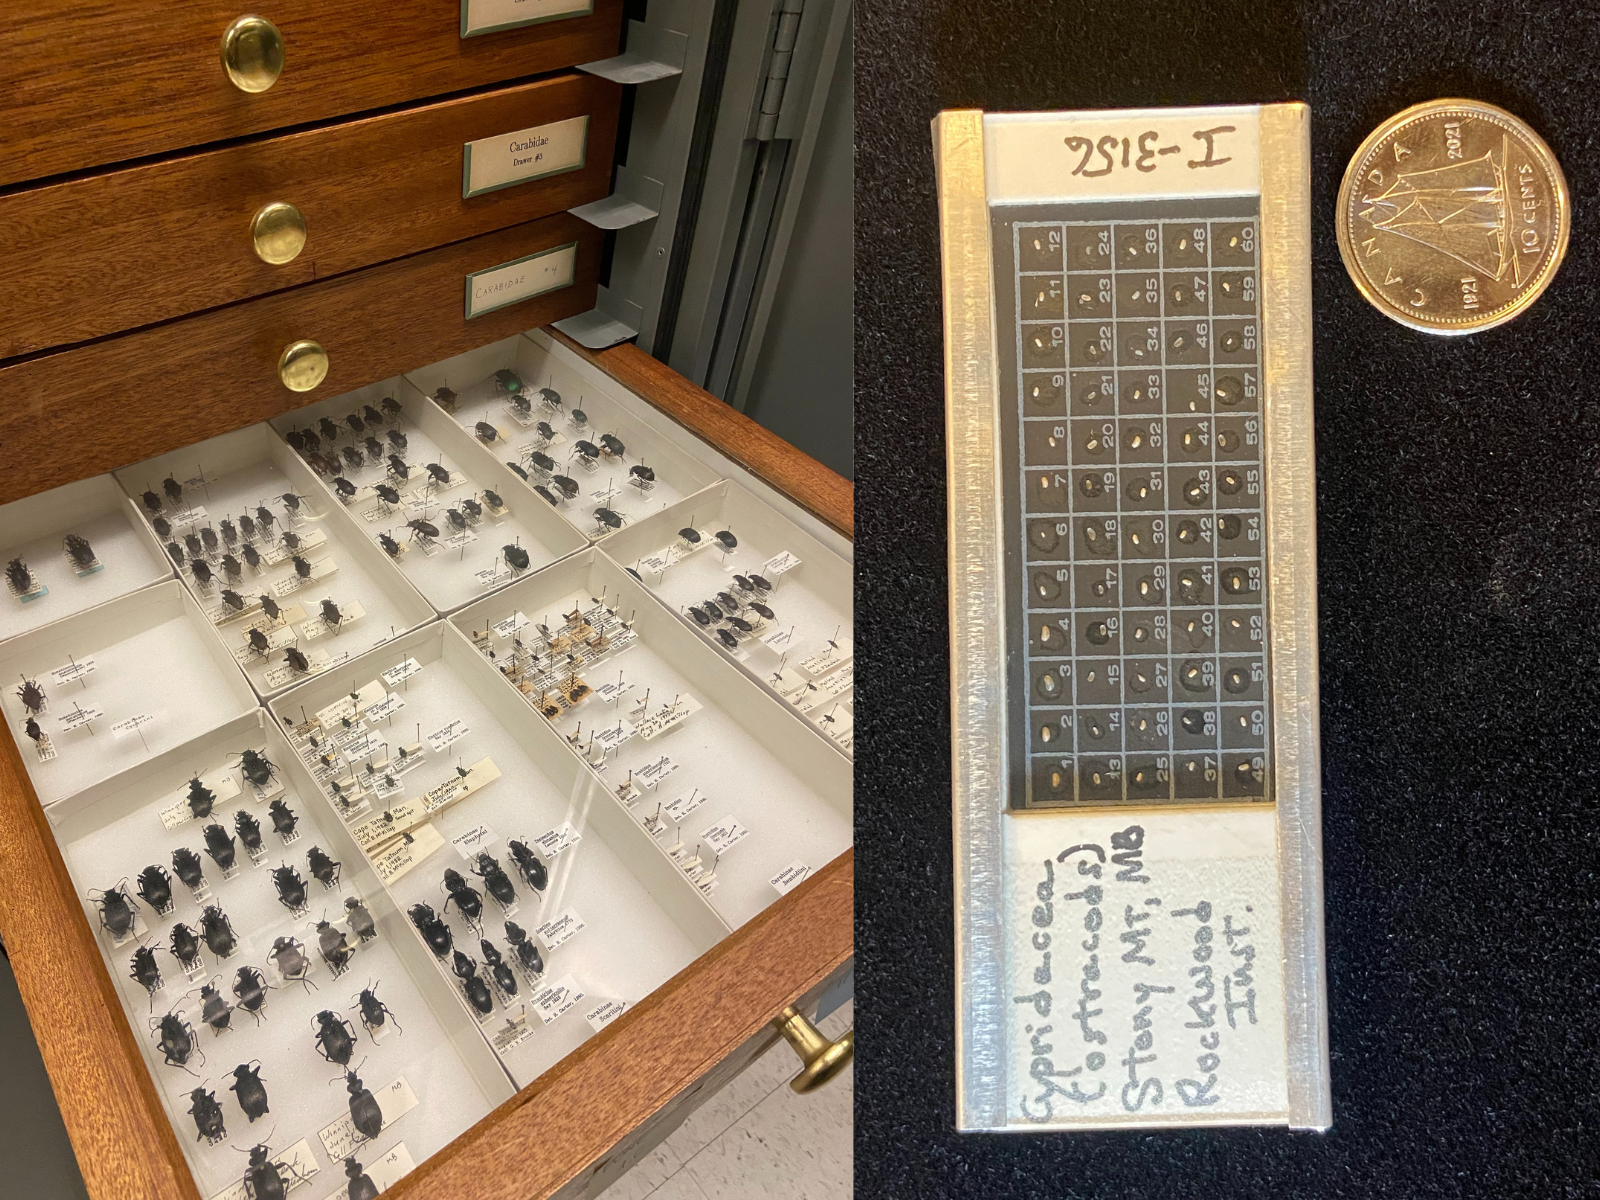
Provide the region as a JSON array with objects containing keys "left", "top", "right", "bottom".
[
  {"left": 363, "top": 1143, "right": 416, "bottom": 1192},
  {"left": 451, "top": 823, "right": 499, "bottom": 859},
  {"left": 207, "top": 1138, "right": 319, "bottom": 1200},
  {"left": 317, "top": 1075, "right": 418, "bottom": 1162},
  {"left": 465, "top": 114, "right": 589, "bottom": 197},
  {"left": 371, "top": 824, "right": 446, "bottom": 883},
  {"left": 465, "top": 242, "right": 578, "bottom": 320},
  {"left": 762, "top": 550, "right": 802, "bottom": 578},
  {"left": 1001, "top": 807, "right": 1287, "bottom": 1128}
]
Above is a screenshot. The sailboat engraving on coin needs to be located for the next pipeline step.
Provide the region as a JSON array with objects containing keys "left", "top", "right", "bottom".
[{"left": 1337, "top": 100, "right": 1568, "bottom": 334}]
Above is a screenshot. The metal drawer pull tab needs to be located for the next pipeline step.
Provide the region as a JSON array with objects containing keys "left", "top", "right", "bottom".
[
  {"left": 277, "top": 340, "right": 328, "bottom": 392},
  {"left": 772, "top": 1006, "right": 853, "bottom": 1094},
  {"left": 251, "top": 202, "right": 307, "bottom": 264},
  {"left": 221, "top": 15, "right": 285, "bottom": 93}
]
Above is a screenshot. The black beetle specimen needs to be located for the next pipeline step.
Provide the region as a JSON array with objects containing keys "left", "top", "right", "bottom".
[
  {"left": 363, "top": 402, "right": 386, "bottom": 426},
  {"left": 732, "top": 574, "right": 754, "bottom": 592},
  {"left": 201, "top": 825, "right": 235, "bottom": 876},
  {"left": 244, "top": 1141, "right": 309, "bottom": 1200},
  {"left": 728, "top": 617, "right": 754, "bottom": 634},
  {"left": 319, "top": 599, "right": 343, "bottom": 630},
  {"left": 163, "top": 475, "right": 183, "bottom": 503},
  {"left": 594, "top": 507, "right": 622, "bottom": 529},
  {"left": 445, "top": 508, "right": 467, "bottom": 532},
  {"left": 254, "top": 505, "right": 276, "bottom": 533},
  {"left": 200, "top": 527, "right": 220, "bottom": 554},
  {"left": 199, "top": 980, "right": 233, "bottom": 1033},
  {"left": 343, "top": 1066, "right": 384, "bottom": 1140},
  {"left": 200, "top": 905, "right": 237, "bottom": 957},
  {"left": 551, "top": 474, "right": 580, "bottom": 498},
  {"left": 626, "top": 567, "right": 642, "bottom": 581},
  {"left": 268, "top": 936, "right": 316, "bottom": 990},
  {"left": 233, "top": 965, "right": 274, "bottom": 1017},
  {"left": 267, "top": 798, "right": 298, "bottom": 838},
  {"left": 303, "top": 427, "right": 325, "bottom": 453},
  {"left": 750, "top": 601, "right": 776, "bottom": 620},
  {"left": 221, "top": 554, "right": 243, "bottom": 581},
  {"left": 702, "top": 599, "right": 724, "bottom": 621},
  {"left": 165, "top": 542, "right": 185, "bottom": 568},
  {"left": 679, "top": 527, "right": 702, "bottom": 546},
  {"left": 271, "top": 864, "right": 308, "bottom": 914},
  {"left": 291, "top": 554, "right": 313, "bottom": 580},
  {"left": 475, "top": 421, "right": 501, "bottom": 444},
  {"left": 64, "top": 533, "right": 97, "bottom": 568},
  {"left": 184, "top": 532, "right": 204, "bottom": 558},
  {"left": 442, "top": 869, "right": 484, "bottom": 929},
  {"left": 386, "top": 429, "right": 408, "bottom": 454},
  {"left": 317, "top": 920, "right": 355, "bottom": 974},
  {"left": 308, "top": 846, "right": 342, "bottom": 890},
  {"left": 344, "top": 896, "right": 378, "bottom": 943},
  {"left": 534, "top": 420, "right": 556, "bottom": 441},
  {"left": 425, "top": 462, "right": 451, "bottom": 485},
  {"left": 481, "top": 939, "right": 518, "bottom": 998},
  {"left": 715, "top": 590, "right": 740, "bottom": 612},
  {"left": 235, "top": 809, "right": 264, "bottom": 856},
  {"left": 137, "top": 864, "right": 174, "bottom": 913},
  {"left": 170, "top": 923, "right": 203, "bottom": 971},
  {"left": 154, "top": 516, "right": 174, "bottom": 539},
  {"left": 534, "top": 485, "right": 560, "bottom": 506},
  {"left": 504, "top": 921, "right": 544, "bottom": 977},
  {"left": 221, "top": 587, "right": 246, "bottom": 612},
  {"left": 24, "top": 716, "right": 47, "bottom": 748},
  {"left": 688, "top": 606, "right": 711, "bottom": 627},
  {"left": 507, "top": 840, "right": 548, "bottom": 892},
  {"left": 16, "top": 678, "right": 45, "bottom": 714},
  {"left": 574, "top": 439, "right": 599, "bottom": 462},
  {"left": 280, "top": 529, "right": 303, "bottom": 552},
  {"left": 503, "top": 544, "right": 530, "bottom": 572},
  {"left": 570, "top": 407, "right": 588, "bottom": 427},
  {"left": 153, "top": 1008, "right": 199, "bottom": 1068},
  {"left": 601, "top": 433, "right": 626, "bottom": 457},
  {"left": 471, "top": 853, "right": 516, "bottom": 910},
  {"left": 482, "top": 488, "right": 503, "bottom": 510},
  {"left": 494, "top": 368, "right": 523, "bottom": 393},
  {"left": 313, "top": 1009, "right": 357, "bottom": 1065},
  {"left": 716, "top": 628, "right": 739, "bottom": 650},
  {"left": 507, "top": 460, "right": 530, "bottom": 481},
  {"left": 374, "top": 483, "right": 401, "bottom": 506},
  {"left": 257, "top": 592, "right": 281, "bottom": 622},
  {"left": 342, "top": 446, "right": 365, "bottom": 471},
  {"left": 248, "top": 627, "right": 272, "bottom": 657},
  {"left": 629, "top": 464, "right": 656, "bottom": 483},
  {"left": 188, "top": 777, "right": 217, "bottom": 819},
  {"left": 462, "top": 497, "right": 483, "bottom": 521},
  {"left": 172, "top": 847, "right": 206, "bottom": 891},
  {"left": 353, "top": 982, "right": 401, "bottom": 1037},
  {"left": 386, "top": 454, "right": 410, "bottom": 480},
  {"left": 408, "top": 519, "right": 439, "bottom": 542},
  {"left": 452, "top": 951, "right": 494, "bottom": 1015},
  {"left": 408, "top": 903, "right": 452, "bottom": 958},
  {"left": 332, "top": 477, "right": 358, "bottom": 498},
  {"left": 377, "top": 531, "right": 402, "bottom": 558},
  {"left": 188, "top": 1086, "right": 226, "bottom": 1143},
  {"left": 239, "top": 512, "right": 258, "bottom": 541},
  {"left": 141, "top": 489, "right": 163, "bottom": 515},
  {"left": 380, "top": 394, "right": 403, "bottom": 420},
  {"left": 191, "top": 559, "right": 215, "bottom": 587},
  {"left": 319, "top": 415, "right": 341, "bottom": 442},
  {"left": 242, "top": 543, "right": 264, "bottom": 571},
  {"left": 231, "top": 1061, "right": 270, "bottom": 1122},
  {"left": 220, "top": 517, "right": 238, "bottom": 544},
  {"left": 131, "top": 944, "right": 164, "bottom": 996},
  {"left": 363, "top": 435, "right": 384, "bottom": 460},
  {"left": 714, "top": 529, "right": 738, "bottom": 551},
  {"left": 90, "top": 883, "right": 139, "bottom": 940},
  {"left": 285, "top": 429, "right": 306, "bottom": 452},
  {"left": 750, "top": 574, "right": 773, "bottom": 593},
  {"left": 345, "top": 412, "right": 365, "bottom": 435},
  {"left": 529, "top": 449, "right": 557, "bottom": 474}
]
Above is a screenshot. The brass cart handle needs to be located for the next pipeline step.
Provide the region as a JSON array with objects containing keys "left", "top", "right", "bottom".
[{"left": 772, "top": 1005, "right": 853, "bottom": 1094}]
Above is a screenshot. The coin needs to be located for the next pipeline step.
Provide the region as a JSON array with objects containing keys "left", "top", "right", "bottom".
[{"left": 1336, "top": 99, "right": 1569, "bottom": 334}]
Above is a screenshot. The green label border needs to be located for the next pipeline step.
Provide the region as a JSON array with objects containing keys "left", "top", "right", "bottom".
[
  {"left": 459, "top": 0, "right": 593, "bottom": 39},
  {"left": 463, "top": 241, "right": 579, "bottom": 320},
  {"left": 462, "top": 114, "right": 590, "bottom": 199}
]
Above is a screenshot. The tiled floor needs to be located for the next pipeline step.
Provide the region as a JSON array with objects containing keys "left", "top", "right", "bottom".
[{"left": 599, "top": 1001, "right": 853, "bottom": 1200}]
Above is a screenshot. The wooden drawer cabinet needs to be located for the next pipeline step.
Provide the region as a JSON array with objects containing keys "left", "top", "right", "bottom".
[
  {"left": 0, "top": 330, "right": 853, "bottom": 1200},
  {"left": 0, "top": 214, "right": 603, "bottom": 505},
  {"left": 0, "top": 73, "right": 620, "bottom": 360},
  {"left": 0, "top": 0, "right": 622, "bottom": 188}
]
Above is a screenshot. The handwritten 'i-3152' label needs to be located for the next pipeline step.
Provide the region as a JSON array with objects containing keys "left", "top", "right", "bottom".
[
  {"left": 1002, "top": 807, "right": 1287, "bottom": 1128},
  {"left": 464, "top": 114, "right": 589, "bottom": 198},
  {"left": 464, "top": 243, "right": 578, "bottom": 320}
]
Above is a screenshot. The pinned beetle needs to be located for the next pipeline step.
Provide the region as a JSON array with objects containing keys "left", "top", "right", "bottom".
[
  {"left": 153, "top": 1007, "right": 199, "bottom": 1068},
  {"left": 172, "top": 847, "right": 206, "bottom": 891},
  {"left": 408, "top": 903, "right": 452, "bottom": 958},
  {"left": 504, "top": 921, "right": 543, "bottom": 977},
  {"left": 313, "top": 1009, "right": 358, "bottom": 1066},
  {"left": 200, "top": 905, "right": 238, "bottom": 957},
  {"left": 64, "top": 533, "right": 97, "bottom": 568},
  {"left": 240, "top": 748, "right": 276, "bottom": 787},
  {"left": 342, "top": 1066, "right": 384, "bottom": 1140},
  {"left": 316, "top": 919, "right": 355, "bottom": 975},
  {"left": 136, "top": 864, "right": 174, "bottom": 913},
  {"left": 480, "top": 939, "right": 518, "bottom": 998},
  {"left": 471, "top": 853, "right": 516, "bottom": 909},
  {"left": 308, "top": 845, "right": 341, "bottom": 890},
  {"left": 233, "top": 964, "right": 274, "bottom": 1017},
  {"left": 451, "top": 951, "right": 494, "bottom": 1015},
  {"left": 344, "top": 896, "right": 378, "bottom": 943},
  {"left": 130, "top": 943, "right": 164, "bottom": 997},
  {"left": 268, "top": 799, "right": 298, "bottom": 840},
  {"left": 198, "top": 980, "right": 234, "bottom": 1033},
  {"left": 442, "top": 868, "right": 484, "bottom": 929},
  {"left": 170, "top": 922, "right": 203, "bottom": 971},
  {"left": 235, "top": 809, "right": 264, "bottom": 856},
  {"left": 16, "top": 678, "right": 45, "bottom": 715},
  {"left": 231, "top": 1061, "right": 270, "bottom": 1122},
  {"left": 202, "top": 823, "right": 237, "bottom": 871},
  {"left": 353, "top": 981, "right": 400, "bottom": 1037},
  {"left": 188, "top": 1085, "right": 226, "bottom": 1143},
  {"left": 503, "top": 544, "right": 530, "bottom": 572},
  {"left": 268, "top": 936, "right": 316, "bottom": 990},
  {"left": 271, "top": 864, "right": 309, "bottom": 914},
  {"left": 90, "top": 882, "right": 139, "bottom": 940},
  {"left": 507, "top": 840, "right": 548, "bottom": 892}
]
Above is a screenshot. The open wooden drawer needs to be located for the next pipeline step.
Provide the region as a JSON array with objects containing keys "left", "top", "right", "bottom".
[{"left": 0, "top": 329, "right": 853, "bottom": 1200}]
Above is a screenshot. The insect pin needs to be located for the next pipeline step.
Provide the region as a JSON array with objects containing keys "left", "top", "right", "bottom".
[
  {"left": 188, "top": 1085, "right": 226, "bottom": 1144},
  {"left": 268, "top": 936, "right": 316, "bottom": 991},
  {"left": 231, "top": 1061, "right": 270, "bottom": 1122},
  {"left": 313, "top": 1009, "right": 357, "bottom": 1065},
  {"left": 352, "top": 980, "right": 401, "bottom": 1038}
]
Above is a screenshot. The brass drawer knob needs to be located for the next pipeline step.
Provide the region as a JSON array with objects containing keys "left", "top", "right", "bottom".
[
  {"left": 278, "top": 340, "right": 328, "bottom": 392},
  {"left": 221, "top": 15, "right": 285, "bottom": 93},
  {"left": 251, "top": 201, "right": 307, "bottom": 264},
  {"left": 773, "top": 1005, "right": 853, "bottom": 1094}
]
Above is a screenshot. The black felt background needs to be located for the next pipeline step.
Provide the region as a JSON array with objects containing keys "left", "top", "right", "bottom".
[{"left": 854, "top": 2, "right": 1600, "bottom": 1195}]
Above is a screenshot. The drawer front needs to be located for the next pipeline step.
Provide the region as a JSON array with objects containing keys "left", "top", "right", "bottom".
[
  {"left": 0, "top": 73, "right": 620, "bottom": 360},
  {"left": 0, "top": 214, "right": 601, "bottom": 505},
  {"left": 0, "top": 0, "right": 622, "bottom": 188}
]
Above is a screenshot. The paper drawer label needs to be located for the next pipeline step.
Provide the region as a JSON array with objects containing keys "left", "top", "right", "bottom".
[
  {"left": 464, "top": 114, "right": 589, "bottom": 197},
  {"left": 465, "top": 242, "right": 578, "bottom": 319},
  {"left": 460, "top": 0, "right": 592, "bottom": 38}
]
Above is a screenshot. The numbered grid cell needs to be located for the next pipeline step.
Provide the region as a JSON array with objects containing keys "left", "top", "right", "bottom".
[
  {"left": 1169, "top": 608, "right": 1216, "bottom": 655},
  {"left": 1064, "top": 225, "right": 1112, "bottom": 272},
  {"left": 1212, "top": 270, "right": 1257, "bottom": 316},
  {"left": 1223, "top": 751, "right": 1267, "bottom": 798},
  {"left": 1071, "top": 467, "right": 1117, "bottom": 513},
  {"left": 1172, "top": 705, "right": 1219, "bottom": 751},
  {"left": 1167, "top": 416, "right": 1214, "bottom": 461},
  {"left": 1210, "top": 221, "right": 1257, "bottom": 266},
  {"left": 1213, "top": 414, "right": 1261, "bottom": 461},
  {"left": 1119, "top": 515, "right": 1164, "bottom": 560},
  {"left": 1162, "top": 222, "right": 1209, "bottom": 268},
  {"left": 1218, "top": 656, "right": 1266, "bottom": 702},
  {"left": 1030, "top": 708, "right": 1075, "bottom": 754},
  {"left": 1220, "top": 704, "right": 1269, "bottom": 750},
  {"left": 1168, "top": 514, "right": 1215, "bottom": 560},
  {"left": 1165, "top": 368, "right": 1212, "bottom": 414},
  {"left": 1023, "top": 467, "right": 1073, "bottom": 514},
  {"left": 1071, "top": 371, "right": 1116, "bottom": 413},
  {"left": 1122, "top": 658, "right": 1169, "bottom": 705},
  {"left": 1025, "top": 563, "right": 1071, "bottom": 611},
  {"left": 1021, "top": 322, "right": 1067, "bottom": 369},
  {"left": 1213, "top": 318, "right": 1258, "bottom": 365},
  {"left": 1119, "top": 464, "right": 1166, "bottom": 510},
  {"left": 1022, "top": 371, "right": 1068, "bottom": 416},
  {"left": 1073, "top": 563, "right": 1120, "bottom": 607},
  {"left": 1164, "top": 319, "right": 1210, "bottom": 365},
  {"left": 1117, "top": 417, "right": 1164, "bottom": 464},
  {"left": 1032, "top": 755, "right": 1077, "bottom": 804},
  {"left": 1214, "top": 511, "right": 1259, "bottom": 556},
  {"left": 1126, "top": 756, "right": 1171, "bottom": 801},
  {"left": 1077, "top": 756, "right": 1124, "bottom": 802},
  {"left": 1121, "top": 610, "right": 1168, "bottom": 656},
  {"left": 1027, "top": 612, "right": 1071, "bottom": 657},
  {"left": 1022, "top": 274, "right": 1066, "bottom": 320},
  {"left": 1211, "top": 368, "right": 1258, "bottom": 412},
  {"left": 1115, "top": 320, "right": 1163, "bottom": 369},
  {"left": 1024, "top": 421, "right": 1072, "bottom": 465},
  {"left": 1075, "top": 707, "right": 1121, "bottom": 755},
  {"left": 1124, "top": 707, "right": 1170, "bottom": 752},
  {"left": 1112, "top": 272, "right": 1162, "bottom": 319},
  {"left": 1030, "top": 660, "right": 1072, "bottom": 706},
  {"left": 1073, "top": 514, "right": 1119, "bottom": 560},
  {"left": 1065, "top": 274, "right": 1113, "bottom": 320},
  {"left": 1019, "top": 225, "right": 1065, "bottom": 271},
  {"left": 1217, "top": 560, "right": 1264, "bottom": 606},
  {"left": 1113, "top": 223, "right": 1161, "bottom": 272},
  {"left": 1117, "top": 370, "right": 1164, "bottom": 413},
  {"left": 1218, "top": 609, "right": 1263, "bottom": 654},
  {"left": 1213, "top": 464, "right": 1259, "bottom": 510},
  {"left": 1163, "top": 271, "right": 1210, "bottom": 317},
  {"left": 1068, "top": 323, "right": 1114, "bottom": 368},
  {"left": 1121, "top": 563, "right": 1168, "bottom": 608},
  {"left": 1073, "top": 611, "right": 1120, "bottom": 657},
  {"left": 1170, "top": 561, "right": 1214, "bottom": 608},
  {"left": 1169, "top": 465, "right": 1215, "bottom": 512},
  {"left": 1074, "top": 658, "right": 1122, "bottom": 706},
  {"left": 1173, "top": 656, "right": 1218, "bottom": 702},
  {"left": 1026, "top": 517, "right": 1072, "bottom": 562},
  {"left": 1173, "top": 753, "right": 1221, "bottom": 800}
]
